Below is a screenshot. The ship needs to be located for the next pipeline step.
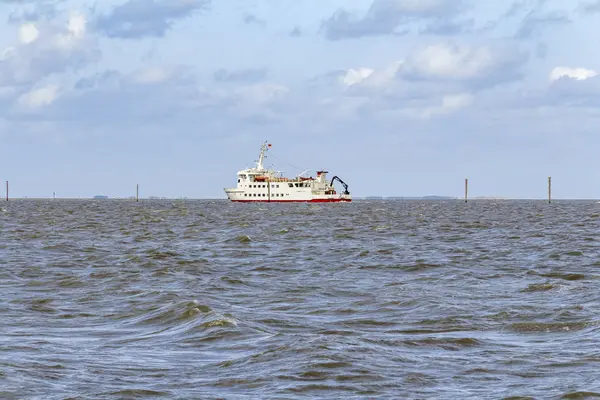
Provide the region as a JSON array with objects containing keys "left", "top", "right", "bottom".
[{"left": 224, "top": 142, "right": 352, "bottom": 203}]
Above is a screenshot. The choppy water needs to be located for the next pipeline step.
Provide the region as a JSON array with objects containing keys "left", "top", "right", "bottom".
[{"left": 2, "top": 199, "right": 600, "bottom": 399}]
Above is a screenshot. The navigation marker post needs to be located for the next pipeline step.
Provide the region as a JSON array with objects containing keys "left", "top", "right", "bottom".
[
  {"left": 548, "top": 177, "right": 552, "bottom": 204},
  {"left": 465, "top": 178, "right": 468, "bottom": 203}
]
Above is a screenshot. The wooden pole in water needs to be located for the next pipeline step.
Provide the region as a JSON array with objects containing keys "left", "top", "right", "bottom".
[
  {"left": 465, "top": 178, "right": 468, "bottom": 203},
  {"left": 267, "top": 180, "right": 271, "bottom": 203},
  {"left": 548, "top": 176, "right": 552, "bottom": 204},
  {"left": 5, "top": 181, "right": 8, "bottom": 201},
  {"left": 136, "top": 184, "right": 139, "bottom": 202}
]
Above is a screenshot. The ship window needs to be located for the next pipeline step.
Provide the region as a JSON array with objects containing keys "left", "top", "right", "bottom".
[
  {"left": 276, "top": 185, "right": 279, "bottom": 188},
  {"left": 288, "top": 183, "right": 293, "bottom": 188},
  {"left": 238, "top": 179, "right": 240, "bottom": 183},
  {"left": 263, "top": 193, "right": 266, "bottom": 197}
]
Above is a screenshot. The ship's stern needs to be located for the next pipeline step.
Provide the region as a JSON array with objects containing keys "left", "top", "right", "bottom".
[{"left": 339, "top": 193, "right": 352, "bottom": 202}]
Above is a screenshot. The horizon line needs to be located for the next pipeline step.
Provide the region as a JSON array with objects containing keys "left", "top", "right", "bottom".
[{"left": 3, "top": 197, "right": 600, "bottom": 201}]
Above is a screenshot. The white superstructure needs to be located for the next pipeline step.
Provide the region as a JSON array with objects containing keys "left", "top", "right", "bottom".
[{"left": 224, "top": 142, "right": 352, "bottom": 203}]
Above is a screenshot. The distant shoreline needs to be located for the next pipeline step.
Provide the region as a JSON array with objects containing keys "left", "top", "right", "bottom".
[{"left": 3, "top": 197, "right": 599, "bottom": 201}]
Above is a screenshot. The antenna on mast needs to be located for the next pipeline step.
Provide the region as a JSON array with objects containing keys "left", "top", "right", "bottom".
[{"left": 256, "top": 141, "right": 271, "bottom": 171}]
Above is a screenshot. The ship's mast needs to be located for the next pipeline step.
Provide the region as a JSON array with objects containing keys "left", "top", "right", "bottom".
[{"left": 256, "top": 141, "right": 268, "bottom": 171}]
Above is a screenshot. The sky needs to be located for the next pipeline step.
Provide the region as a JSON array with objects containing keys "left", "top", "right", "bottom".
[{"left": 1, "top": 0, "right": 600, "bottom": 199}]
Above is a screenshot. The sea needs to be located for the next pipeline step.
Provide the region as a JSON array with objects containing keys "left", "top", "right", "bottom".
[{"left": 2, "top": 199, "right": 600, "bottom": 399}]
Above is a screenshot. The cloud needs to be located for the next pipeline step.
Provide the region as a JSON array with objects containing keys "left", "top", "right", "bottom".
[
  {"left": 307, "top": 40, "right": 529, "bottom": 122},
  {"left": 309, "top": 58, "right": 481, "bottom": 122},
  {"left": 5, "top": 66, "right": 199, "bottom": 125},
  {"left": 489, "top": 66, "right": 600, "bottom": 111},
  {"left": 289, "top": 26, "right": 302, "bottom": 37},
  {"left": 131, "top": 65, "right": 193, "bottom": 85},
  {"left": 232, "top": 83, "right": 290, "bottom": 110},
  {"left": 0, "top": 13, "right": 100, "bottom": 87},
  {"left": 398, "top": 41, "right": 528, "bottom": 89},
  {"left": 17, "top": 84, "right": 60, "bottom": 108},
  {"left": 580, "top": 0, "right": 600, "bottom": 13},
  {"left": 515, "top": 10, "right": 571, "bottom": 38},
  {"left": 242, "top": 13, "right": 266, "bottom": 27},
  {"left": 416, "top": 92, "right": 474, "bottom": 118},
  {"left": 5, "top": 0, "right": 60, "bottom": 24},
  {"left": 340, "top": 68, "right": 375, "bottom": 86},
  {"left": 93, "top": 0, "right": 210, "bottom": 39},
  {"left": 547, "top": 75, "right": 600, "bottom": 108},
  {"left": 420, "top": 18, "right": 475, "bottom": 35},
  {"left": 322, "top": 0, "right": 467, "bottom": 40},
  {"left": 18, "top": 23, "right": 40, "bottom": 44},
  {"left": 213, "top": 68, "right": 268, "bottom": 83},
  {"left": 5, "top": 65, "right": 292, "bottom": 132},
  {"left": 550, "top": 67, "right": 597, "bottom": 82},
  {"left": 541, "top": 66, "right": 600, "bottom": 108}
]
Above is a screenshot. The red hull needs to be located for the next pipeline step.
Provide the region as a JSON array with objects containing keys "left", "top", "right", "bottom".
[{"left": 230, "top": 199, "right": 351, "bottom": 203}]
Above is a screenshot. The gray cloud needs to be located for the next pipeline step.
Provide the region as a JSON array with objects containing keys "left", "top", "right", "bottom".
[
  {"left": 321, "top": 0, "right": 467, "bottom": 40},
  {"left": 289, "top": 26, "right": 302, "bottom": 37},
  {"left": 547, "top": 76, "right": 600, "bottom": 107},
  {"left": 214, "top": 68, "right": 268, "bottom": 83},
  {"left": 242, "top": 13, "right": 265, "bottom": 27},
  {"left": 5, "top": 1, "right": 60, "bottom": 23},
  {"left": 93, "top": 0, "right": 210, "bottom": 39},
  {"left": 515, "top": 10, "right": 571, "bottom": 38},
  {"left": 580, "top": 0, "right": 600, "bottom": 13},
  {"left": 420, "top": 18, "right": 474, "bottom": 35},
  {"left": 6, "top": 66, "right": 292, "bottom": 133},
  {"left": 8, "top": 67, "right": 200, "bottom": 124}
]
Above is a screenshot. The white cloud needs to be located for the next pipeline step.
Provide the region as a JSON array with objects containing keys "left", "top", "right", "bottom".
[
  {"left": 402, "top": 42, "right": 504, "bottom": 79},
  {"left": 341, "top": 68, "right": 375, "bottom": 86},
  {"left": 18, "top": 23, "right": 40, "bottom": 44},
  {"left": 0, "top": 11, "right": 99, "bottom": 87},
  {"left": 131, "top": 66, "right": 173, "bottom": 85},
  {"left": 235, "top": 83, "right": 290, "bottom": 106},
  {"left": 67, "top": 13, "right": 87, "bottom": 38},
  {"left": 0, "top": 47, "right": 16, "bottom": 61},
  {"left": 54, "top": 13, "right": 89, "bottom": 51},
  {"left": 398, "top": 41, "right": 527, "bottom": 88},
  {"left": 442, "top": 92, "right": 473, "bottom": 109},
  {"left": 18, "top": 84, "right": 60, "bottom": 108},
  {"left": 550, "top": 67, "right": 597, "bottom": 82},
  {"left": 405, "top": 43, "right": 489, "bottom": 79},
  {"left": 332, "top": 62, "right": 402, "bottom": 91},
  {"left": 382, "top": 92, "right": 474, "bottom": 119}
]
